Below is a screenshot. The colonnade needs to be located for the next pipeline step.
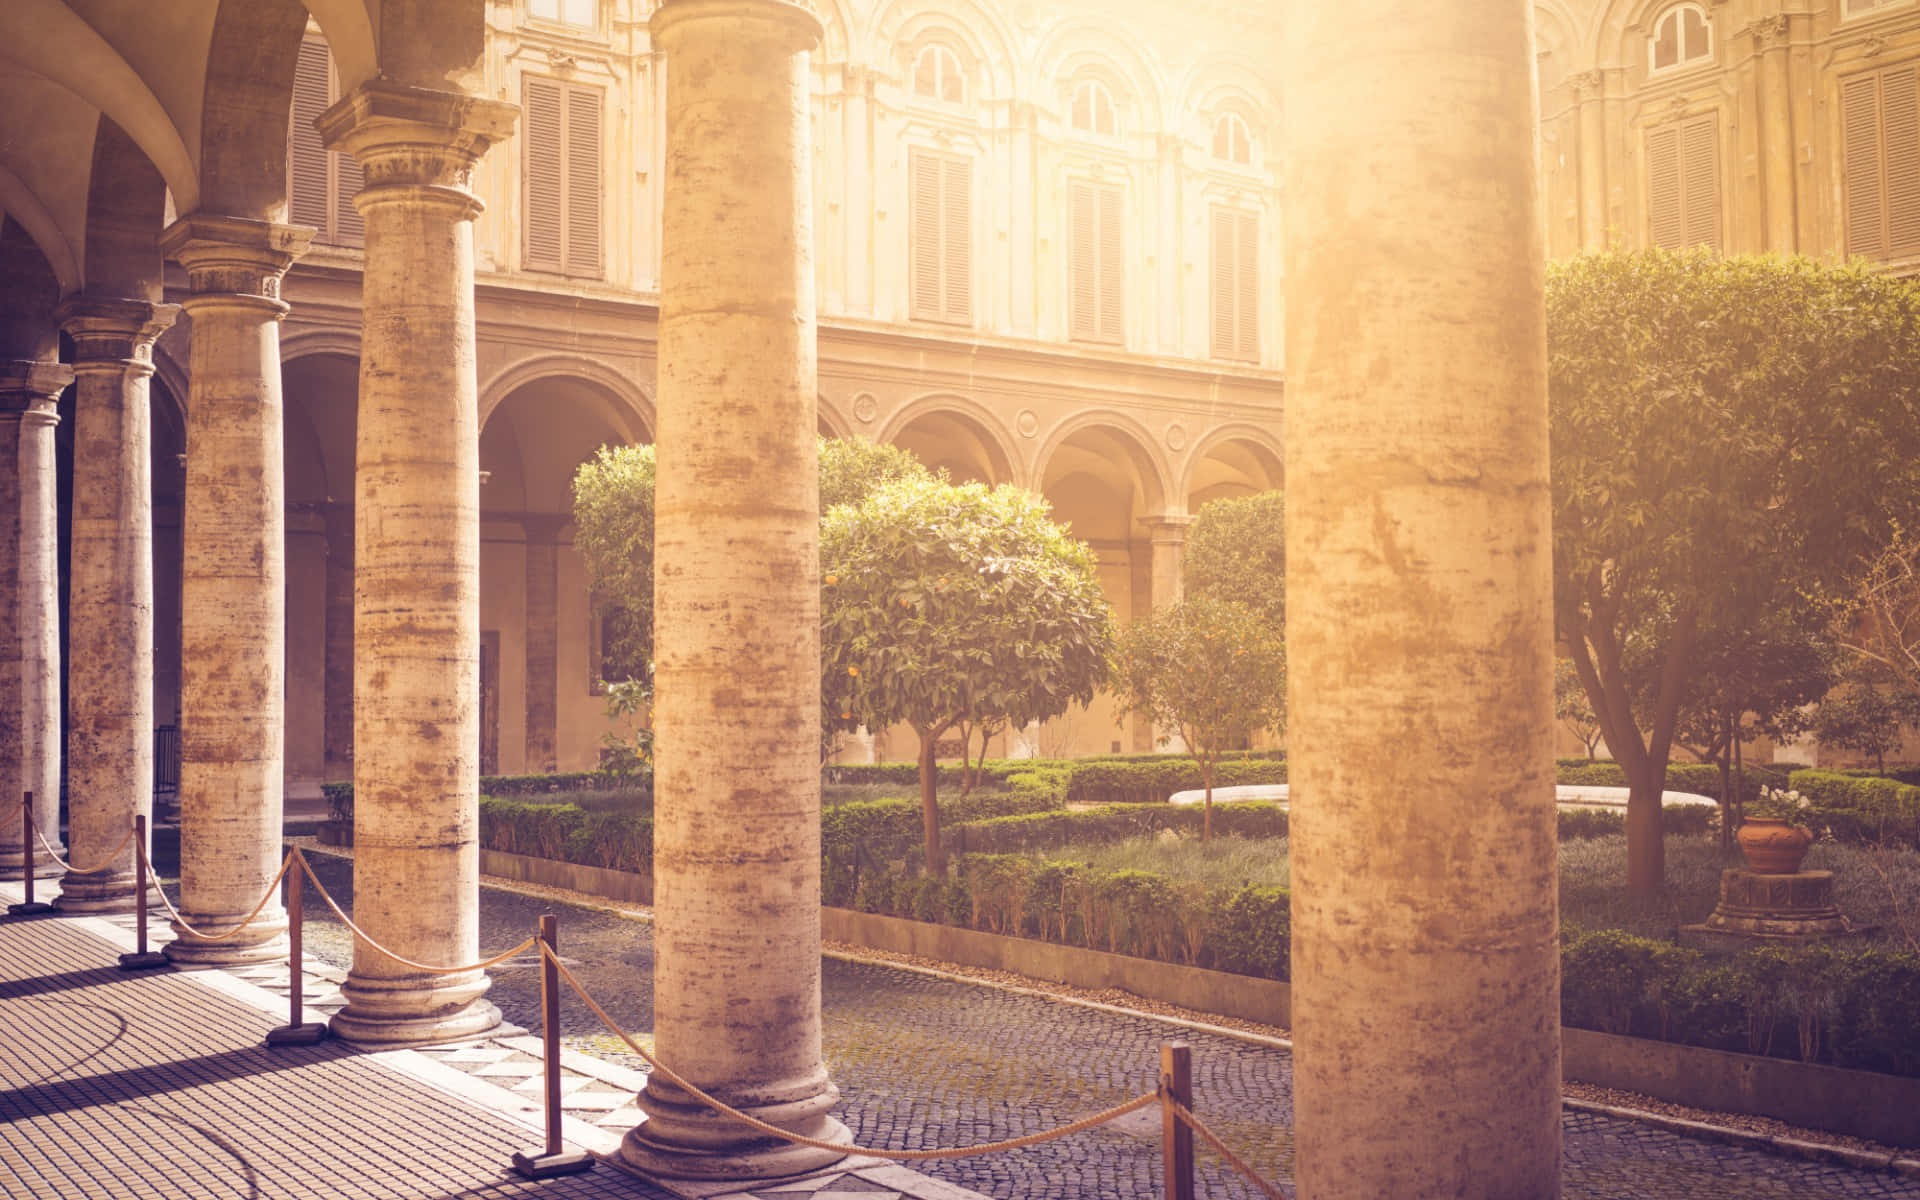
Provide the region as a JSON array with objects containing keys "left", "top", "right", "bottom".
[{"left": 0, "top": 0, "right": 1559, "bottom": 1189}]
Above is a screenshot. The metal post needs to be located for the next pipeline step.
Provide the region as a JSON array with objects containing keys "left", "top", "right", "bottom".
[
  {"left": 1161, "top": 1041, "right": 1195, "bottom": 1200},
  {"left": 8, "top": 791, "right": 52, "bottom": 916},
  {"left": 267, "top": 852, "right": 327, "bottom": 1046},
  {"left": 512, "top": 913, "right": 592, "bottom": 1178},
  {"left": 118, "top": 815, "right": 168, "bottom": 969}
]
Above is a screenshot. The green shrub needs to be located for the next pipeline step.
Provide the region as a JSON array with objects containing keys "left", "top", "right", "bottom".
[
  {"left": 1560, "top": 929, "right": 1700, "bottom": 1036},
  {"left": 1209, "top": 885, "right": 1290, "bottom": 979},
  {"left": 1787, "top": 769, "right": 1920, "bottom": 847},
  {"left": 1065, "top": 757, "right": 1288, "bottom": 806}
]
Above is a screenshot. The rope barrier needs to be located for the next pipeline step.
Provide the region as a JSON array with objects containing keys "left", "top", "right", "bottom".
[
  {"left": 1166, "top": 1099, "right": 1289, "bottom": 1200},
  {"left": 540, "top": 942, "right": 1159, "bottom": 1161},
  {"left": 28, "top": 809, "right": 136, "bottom": 877},
  {"left": 141, "top": 849, "right": 297, "bottom": 943},
  {"left": 291, "top": 850, "right": 537, "bottom": 976}
]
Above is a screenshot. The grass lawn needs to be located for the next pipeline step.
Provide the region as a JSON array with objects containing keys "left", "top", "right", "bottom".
[{"left": 1034, "top": 832, "right": 1920, "bottom": 953}]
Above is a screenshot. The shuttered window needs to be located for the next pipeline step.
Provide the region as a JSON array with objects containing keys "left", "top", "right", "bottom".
[
  {"left": 1210, "top": 207, "right": 1259, "bottom": 363},
  {"left": 1842, "top": 62, "right": 1920, "bottom": 263},
  {"left": 522, "top": 77, "right": 604, "bottom": 278},
  {"left": 1645, "top": 113, "right": 1720, "bottom": 251},
  {"left": 909, "top": 148, "right": 971, "bottom": 325},
  {"left": 287, "top": 34, "right": 364, "bottom": 248},
  {"left": 1068, "top": 180, "right": 1124, "bottom": 345}
]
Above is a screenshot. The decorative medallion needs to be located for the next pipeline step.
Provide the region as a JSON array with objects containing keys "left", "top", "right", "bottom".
[
  {"left": 1017, "top": 409, "right": 1040, "bottom": 438},
  {"left": 852, "top": 393, "right": 878, "bottom": 424},
  {"left": 1166, "top": 423, "right": 1187, "bottom": 452}
]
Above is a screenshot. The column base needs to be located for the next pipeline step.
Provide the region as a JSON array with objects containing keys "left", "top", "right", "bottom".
[
  {"left": 165, "top": 911, "right": 289, "bottom": 967},
  {"left": 329, "top": 968, "right": 502, "bottom": 1046},
  {"left": 54, "top": 869, "right": 148, "bottom": 914},
  {"left": 620, "top": 1072, "right": 851, "bottom": 1181},
  {"left": 0, "top": 847, "right": 67, "bottom": 881}
]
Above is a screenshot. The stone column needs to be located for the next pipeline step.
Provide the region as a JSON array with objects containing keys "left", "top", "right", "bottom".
[
  {"left": 523, "top": 515, "right": 562, "bottom": 773},
  {"left": 158, "top": 216, "right": 311, "bottom": 965},
  {"left": 1755, "top": 16, "right": 1796, "bottom": 254},
  {"left": 621, "top": 0, "right": 850, "bottom": 1180},
  {"left": 1283, "top": 3, "right": 1561, "bottom": 1199},
  {"left": 54, "top": 298, "right": 177, "bottom": 913},
  {"left": 322, "top": 503, "right": 354, "bottom": 782},
  {"left": 0, "top": 361, "right": 70, "bottom": 878},
  {"left": 317, "top": 83, "right": 517, "bottom": 1044},
  {"left": 1574, "top": 70, "right": 1607, "bottom": 250},
  {"left": 1140, "top": 514, "right": 1192, "bottom": 611}
]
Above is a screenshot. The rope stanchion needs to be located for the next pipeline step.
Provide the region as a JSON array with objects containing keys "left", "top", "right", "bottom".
[
  {"left": 267, "top": 849, "right": 327, "bottom": 1047},
  {"left": 291, "top": 850, "right": 536, "bottom": 976},
  {"left": 7, "top": 791, "right": 52, "bottom": 917},
  {"left": 145, "top": 849, "right": 296, "bottom": 945},
  {"left": 1160, "top": 1041, "right": 1195, "bottom": 1200},
  {"left": 511, "top": 914, "right": 592, "bottom": 1179},
  {"left": 30, "top": 813, "right": 136, "bottom": 878},
  {"left": 542, "top": 943, "right": 1159, "bottom": 1162},
  {"left": 1166, "top": 1098, "right": 1288, "bottom": 1200},
  {"left": 117, "top": 816, "right": 168, "bottom": 971}
]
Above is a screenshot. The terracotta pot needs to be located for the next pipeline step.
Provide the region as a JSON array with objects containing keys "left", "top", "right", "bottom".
[{"left": 1736, "top": 818, "right": 1814, "bottom": 874}]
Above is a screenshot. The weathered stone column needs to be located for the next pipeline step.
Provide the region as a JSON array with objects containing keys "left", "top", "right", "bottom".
[
  {"left": 1283, "top": 3, "right": 1561, "bottom": 1198},
  {"left": 1755, "top": 16, "right": 1796, "bottom": 254},
  {"left": 318, "top": 83, "right": 516, "bottom": 1043},
  {"left": 159, "top": 216, "right": 311, "bottom": 965},
  {"left": 0, "top": 361, "right": 70, "bottom": 878},
  {"left": 53, "top": 299, "right": 177, "bottom": 913},
  {"left": 1141, "top": 514, "right": 1192, "bottom": 610},
  {"left": 1574, "top": 70, "right": 1607, "bottom": 251},
  {"left": 322, "top": 503, "right": 354, "bottom": 782},
  {"left": 621, "top": 0, "right": 850, "bottom": 1179},
  {"left": 523, "top": 515, "right": 561, "bottom": 773}
]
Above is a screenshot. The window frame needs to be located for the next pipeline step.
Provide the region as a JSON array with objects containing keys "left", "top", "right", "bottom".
[
  {"left": 525, "top": 0, "right": 598, "bottom": 31},
  {"left": 520, "top": 74, "right": 605, "bottom": 280},
  {"left": 911, "top": 42, "right": 968, "bottom": 107},
  {"left": 1069, "top": 78, "right": 1119, "bottom": 138},
  {"left": 1647, "top": 3, "right": 1715, "bottom": 76},
  {"left": 1211, "top": 112, "right": 1254, "bottom": 166},
  {"left": 907, "top": 146, "right": 974, "bottom": 327}
]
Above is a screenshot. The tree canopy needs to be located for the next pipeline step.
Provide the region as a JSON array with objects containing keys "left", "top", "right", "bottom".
[
  {"left": 821, "top": 477, "right": 1113, "bottom": 872},
  {"left": 1548, "top": 250, "right": 1920, "bottom": 891},
  {"left": 1184, "top": 490, "right": 1285, "bottom": 633}
]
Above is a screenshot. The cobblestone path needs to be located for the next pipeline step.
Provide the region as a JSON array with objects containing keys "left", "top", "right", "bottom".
[{"left": 289, "top": 853, "right": 1920, "bottom": 1200}]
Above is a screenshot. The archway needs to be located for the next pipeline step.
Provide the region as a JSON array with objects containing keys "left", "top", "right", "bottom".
[{"left": 882, "top": 397, "right": 1018, "bottom": 486}]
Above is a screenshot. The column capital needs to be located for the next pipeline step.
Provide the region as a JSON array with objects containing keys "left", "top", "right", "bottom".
[
  {"left": 158, "top": 215, "right": 313, "bottom": 304},
  {"left": 649, "top": 0, "right": 823, "bottom": 53},
  {"left": 317, "top": 81, "right": 517, "bottom": 201},
  {"left": 1570, "top": 69, "right": 1606, "bottom": 99},
  {"left": 1139, "top": 513, "right": 1196, "bottom": 543},
  {"left": 53, "top": 297, "right": 179, "bottom": 367},
  {"left": 1746, "top": 14, "right": 1790, "bottom": 47},
  {"left": 522, "top": 512, "right": 570, "bottom": 543},
  {"left": 0, "top": 359, "right": 74, "bottom": 414}
]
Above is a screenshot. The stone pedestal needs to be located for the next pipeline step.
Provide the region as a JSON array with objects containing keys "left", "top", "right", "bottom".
[
  {"left": 620, "top": 0, "right": 851, "bottom": 1181},
  {"left": 159, "top": 215, "right": 310, "bottom": 966},
  {"left": 318, "top": 82, "right": 517, "bottom": 1044},
  {"left": 54, "top": 298, "right": 177, "bottom": 914},
  {"left": 1680, "top": 869, "right": 1873, "bottom": 953},
  {"left": 0, "top": 361, "right": 69, "bottom": 879}
]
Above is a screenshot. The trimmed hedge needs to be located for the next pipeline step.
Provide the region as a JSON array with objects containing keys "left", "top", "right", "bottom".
[
  {"left": 1555, "top": 760, "right": 1793, "bottom": 808},
  {"left": 1785, "top": 770, "right": 1920, "bottom": 847},
  {"left": 478, "top": 796, "right": 652, "bottom": 874},
  {"left": 1065, "top": 758, "right": 1288, "bottom": 806},
  {"left": 324, "top": 771, "right": 649, "bottom": 821}
]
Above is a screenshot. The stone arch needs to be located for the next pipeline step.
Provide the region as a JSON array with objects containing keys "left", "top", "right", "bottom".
[
  {"left": 1031, "top": 410, "right": 1173, "bottom": 517},
  {"left": 368, "top": 0, "right": 490, "bottom": 94},
  {"left": 867, "top": 0, "right": 1019, "bottom": 102},
  {"left": 1031, "top": 18, "right": 1170, "bottom": 133},
  {"left": 1180, "top": 423, "right": 1284, "bottom": 508},
  {"left": 1181, "top": 56, "right": 1280, "bottom": 150},
  {"left": 82, "top": 117, "right": 170, "bottom": 300},
  {"left": 480, "top": 370, "right": 651, "bottom": 515},
  {"left": 1533, "top": 0, "right": 1586, "bottom": 88},
  {"left": 817, "top": 394, "right": 853, "bottom": 440},
  {"left": 196, "top": 0, "right": 313, "bottom": 221},
  {"left": 0, "top": 168, "right": 81, "bottom": 296},
  {"left": 299, "top": 0, "right": 380, "bottom": 91},
  {"left": 808, "top": 0, "right": 857, "bottom": 63},
  {"left": 1590, "top": 0, "right": 1707, "bottom": 72},
  {"left": 282, "top": 349, "right": 360, "bottom": 504},
  {"left": 876, "top": 392, "right": 1022, "bottom": 487},
  {"left": 479, "top": 355, "right": 654, "bottom": 443},
  {"left": 282, "top": 326, "right": 364, "bottom": 363}
]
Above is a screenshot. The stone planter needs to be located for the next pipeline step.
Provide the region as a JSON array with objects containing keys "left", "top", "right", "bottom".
[{"left": 1736, "top": 818, "right": 1813, "bottom": 874}]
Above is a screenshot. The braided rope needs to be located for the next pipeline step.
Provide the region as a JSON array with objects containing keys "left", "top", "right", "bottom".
[
  {"left": 542, "top": 943, "right": 1158, "bottom": 1161},
  {"left": 291, "top": 850, "right": 537, "bottom": 975},
  {"left": 143, "top": 850, "right": 296, "bottom": 943},
  {"left": 1166, "top": 1098, "right": 1288, "bottom": 1200},
  {"left": 29, "top": 811, "right": 135, "bottom": 877}
]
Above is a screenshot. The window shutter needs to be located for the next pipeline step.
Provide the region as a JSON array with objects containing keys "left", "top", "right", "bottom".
[
  {"left": 1844, "top": 73, "right": 1887, "bottom": 260},
  {"left": 289, "top": 36, "right": 332, "bottom": 234},
  {"left": 1233, "top": 210, "right": 1259, "bottom": 362},
  {"left": 564, "top": 83, "right": 602, "bottom": 276},
  {"left": 1098, "top": 183, "right": 1124, "bottom": 344},
  {"left": 1210, "top": 207, "right": 1234, "bottom": 359},
  {"left": 1885, "top": 64, "right": 1920, "bottom": 259},
  {"left": 909, "top": 150, "right": 943, "bottom": 319},
  {"left": 1646, "top": 122, "right": 1684, "bottom": 249},
  {"left": 941, "top": 155, "right": 971, "bottom": 322},
  {"left": 1680, "top": 115, "right": 1719, "bottom": 250},
  {"left": 1069, "top": 181, "right": 1097, "bottom": 341},
  {"left": 523, "top": 77, "right": 565, "bottom": 273},
  {"left": 334, "top": 146, "right": 365, "bottom": 248}
]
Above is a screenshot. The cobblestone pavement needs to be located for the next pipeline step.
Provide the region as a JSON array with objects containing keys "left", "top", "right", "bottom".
[{"left": 282, "top": 850, "right": 1920, "bottom": 1200}]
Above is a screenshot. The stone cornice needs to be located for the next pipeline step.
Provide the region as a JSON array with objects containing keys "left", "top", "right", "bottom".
[{"left": 158, "top": 216, "right": 313, "bottom": 301}]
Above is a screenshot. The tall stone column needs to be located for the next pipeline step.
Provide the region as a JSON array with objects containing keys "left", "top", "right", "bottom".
[
  {"left": 318, "top": 83, "right": 517, "bottom": 1043},
  {"left": 0, "top": 361, "right": 70, "bottom": 878},
  {"left": 322, "top": 503, "right": 354, "bottom": 782},
  {"left": 1574, "top": 70, "right": 1607, "bottom": 250},
  {"left": 523, "top": 515, "right": 562, "bottom": 773},
  {"left": 1140, "top": 514, "right": 1192, "bottom": 610},
  {"left": 1755, "top": 16, "right": 1796, "bottom": 253},
  {"left": 1283, "top": 3, "right": 1561, "bottom": 1199},
  {"left": 54, "top": 299, "right": 177, "bottom": 913},
  {"left": 158, "top": 216, "right": 311, "bottom": 965},
  {"left": 622, "top": 0, "right": 851, "bottom": 1180}
]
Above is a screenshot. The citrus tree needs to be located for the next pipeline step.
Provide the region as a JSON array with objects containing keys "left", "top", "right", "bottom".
[
  {"left": 821, "top": 478, "right": 1113, "bottom": 873},
  {"left": 1549, "top": 250, "right": 1920, "bottom": 893},
  {"left": 1113, "top": 596, "right": 1287, "bottom": 841},
  {"left": 1184, "top": 490, "right": 1285, "bottom": 633}
]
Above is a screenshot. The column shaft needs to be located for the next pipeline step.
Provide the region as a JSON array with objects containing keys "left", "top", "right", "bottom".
[
  {"left": 623, "top": 0, "right": 850, "bottom": 1180},
  {"left": 523, "top": 518, "right": 560, "bottom": 773},
  {"left": 55, "top": 299, "right": 176, "bottom": 912},
  {"left": 1576, "top": 74, "right": 1607, "bottom": 250},
  {"left": 318, "top": 83, "right": 516, "bottom": 1044},
  {"left": 160, "top": 216, "right": 311, "bottom": 964},
  {"left": 0, "top": 362, "right": 70, "bottom": 878},
  {"left": 1758, "top": 19, "right": 1796, "bottom": 253},
  {"left": 1283, "top": 3, "right": 1561, "bottom": 1198},
  {"left": 322, "top": 504, "right": 355, "bottom": 782}
]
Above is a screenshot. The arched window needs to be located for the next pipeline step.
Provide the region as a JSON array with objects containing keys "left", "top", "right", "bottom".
[
  {"left": 1649, "top": 4, "right": 1712, "bottom": 73},
  {"left": 528, "top": 0, "right": 596, "bottom": 27},
  {"left": 912, "top": 43, "right": 966, "bottom": 105},
  {"left": 1212, "top": 112, "right": 1252, "bottom": 164},
  {"left": 1070, "top": 79, "right": 1118, "bottom": 137}
]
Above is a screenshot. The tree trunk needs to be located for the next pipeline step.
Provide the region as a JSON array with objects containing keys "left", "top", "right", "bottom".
[
  {"left": 1201, "top": 756, "right": 1215, "bottom": 842},
  {"left": 1729, "top": 722, "right": 1745, "bottom": 853},
  {"left": 919, "top": 729, "right": 944, "bottom": 875}
]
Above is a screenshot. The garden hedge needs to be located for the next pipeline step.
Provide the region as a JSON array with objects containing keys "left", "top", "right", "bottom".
[{"left": 1785, "top": 770, "right": 1920, "bottom": 847}]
